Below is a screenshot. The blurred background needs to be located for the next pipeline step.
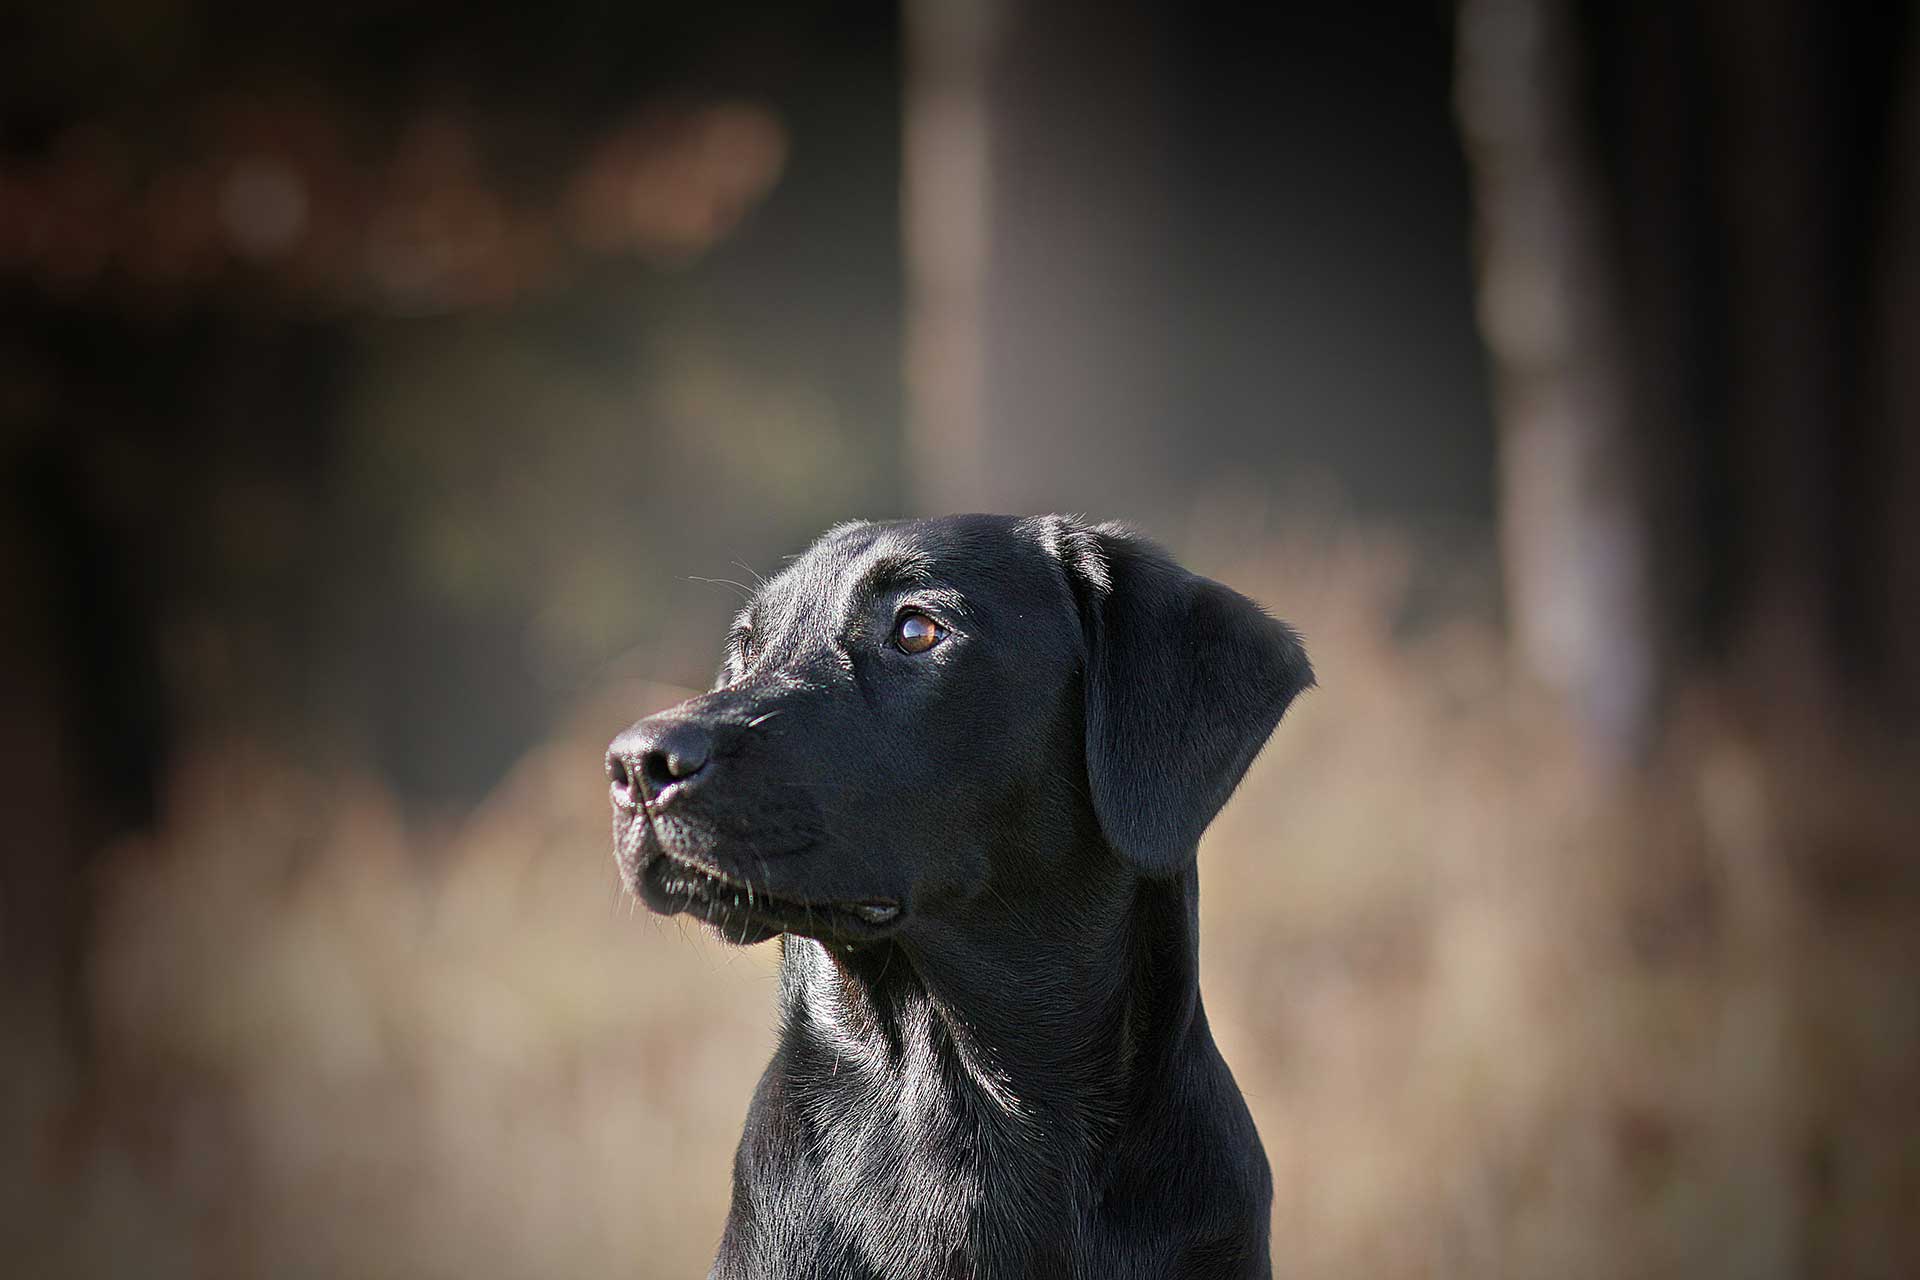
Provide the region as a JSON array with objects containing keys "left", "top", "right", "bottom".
[{"left": 3, "top": 1, "right": 1917, "bottom": 1275}]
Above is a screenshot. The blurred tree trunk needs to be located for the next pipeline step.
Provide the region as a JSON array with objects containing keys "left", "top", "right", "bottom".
[
  {"left": 0, "top": 439, "right": 161, "bottom": 1140},
  {"left": 1458, "top": 0, "right": 1917, "bottom": 754},
  {"left": 905, "top": 0, "right": 1176, "bottom": 520},
  {"left": 0, "top": 496, "right": 88, "bottom": 1127},
  {"left": 904, "top": 0, "right": 996, "bottom": 511},
  {"left": 1456, "top": 0, "right": 1660, "bottom": 759},
  {"left": 1881, "top": 31, "right": 1920, "bottom": 721}
]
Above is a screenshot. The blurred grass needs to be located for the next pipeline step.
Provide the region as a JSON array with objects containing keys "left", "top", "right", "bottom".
[{"left": 13, "top": 524, "right": 1920, "bottom": 1278}]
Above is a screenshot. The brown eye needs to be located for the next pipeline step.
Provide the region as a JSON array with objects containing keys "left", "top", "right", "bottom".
[{"left": 893, "top": 611, "right": 946, "bottom": 654}]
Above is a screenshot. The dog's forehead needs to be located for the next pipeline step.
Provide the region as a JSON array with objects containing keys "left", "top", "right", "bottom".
[{"left": 750, "top": 516, "right": 1054, "bottom": 628}]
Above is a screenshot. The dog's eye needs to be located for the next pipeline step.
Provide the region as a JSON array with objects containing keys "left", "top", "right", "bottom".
[{"left": 893, "top": 611, "right": 946, "bottom": 654}]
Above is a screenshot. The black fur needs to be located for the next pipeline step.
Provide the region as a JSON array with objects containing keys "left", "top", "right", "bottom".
[{"left": 606, "top": 514, "right": 1313, "bottom": 1279}]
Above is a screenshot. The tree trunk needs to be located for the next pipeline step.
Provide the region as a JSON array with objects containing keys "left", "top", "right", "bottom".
[
  {"left": 904, "top": 0, "right": 1175, "bottom": 521},
  {"left": 1457, "top": 0, "right": 1663, "bottom": 758},
  {"left": 1459, "top": 0, "right": 1916, "bottom": 750}
]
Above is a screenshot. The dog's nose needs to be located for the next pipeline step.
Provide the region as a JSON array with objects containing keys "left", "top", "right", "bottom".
[{"left": 607, "top": 719, "right": 713, "bottom": 808}]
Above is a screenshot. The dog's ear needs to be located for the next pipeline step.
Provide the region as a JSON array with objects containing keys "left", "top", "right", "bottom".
[{"left": 1055, "top": 520, "right": 1313, "bottom": 876}]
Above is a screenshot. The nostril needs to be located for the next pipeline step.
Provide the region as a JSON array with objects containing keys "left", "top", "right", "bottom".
[
  {"left": 607, "top": 753, "right": 638, "bottom": 807},
  {"left": 642, "top": 745, "right": 701, "bottom": 789},
  {"left": 642, "top": 722, "right": 712, "bottom": 791}
]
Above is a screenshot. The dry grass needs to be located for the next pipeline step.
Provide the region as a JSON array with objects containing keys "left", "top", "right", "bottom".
[{"left": 11, "top": 528, "right": 1919, "bottom": 1278}]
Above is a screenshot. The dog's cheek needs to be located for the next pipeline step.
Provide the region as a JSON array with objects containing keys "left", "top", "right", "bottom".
[{"left": 905, "top": 837, "right": 990, "bottom": 915}]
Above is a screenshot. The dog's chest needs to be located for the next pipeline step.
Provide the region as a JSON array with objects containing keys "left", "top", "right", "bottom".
[{"left": 713, "top": 1060, "right": 1093, "bottom": 1280}]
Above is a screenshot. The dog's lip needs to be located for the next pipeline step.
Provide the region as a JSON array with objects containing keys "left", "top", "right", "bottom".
[{"left": 638, "top": 847, "right": 902, "bottom": 934}]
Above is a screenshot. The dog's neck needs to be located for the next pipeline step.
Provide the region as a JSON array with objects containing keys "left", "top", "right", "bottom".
[
  {"left": 789, "top": 866, "right": 1195, "bottom": 1136},
  {"left": 715, "top": 864, "right": 1265, "bottom": 1278}
]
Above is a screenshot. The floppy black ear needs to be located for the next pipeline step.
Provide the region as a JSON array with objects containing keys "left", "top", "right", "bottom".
[{"left": 1059, "top": 521, "right": 1313, "bottom": 876}]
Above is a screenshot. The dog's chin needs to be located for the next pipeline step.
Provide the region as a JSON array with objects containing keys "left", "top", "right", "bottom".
[{"left": 630, "top": 848, "right": 902, "bottom": 947}]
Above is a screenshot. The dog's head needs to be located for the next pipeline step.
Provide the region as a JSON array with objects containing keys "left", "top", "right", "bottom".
[{"left": 606, "top": 514, "right": 1311, "bottom": 946}]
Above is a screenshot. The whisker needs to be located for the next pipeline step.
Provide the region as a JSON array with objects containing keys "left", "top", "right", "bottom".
[{"left": 687, "top": 574, "right": 754, "bottom": 600}]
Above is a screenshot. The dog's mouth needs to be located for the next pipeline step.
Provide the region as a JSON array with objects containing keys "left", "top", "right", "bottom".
[{"left": 636, "top": 847, "right": 901, "bottom": 946}]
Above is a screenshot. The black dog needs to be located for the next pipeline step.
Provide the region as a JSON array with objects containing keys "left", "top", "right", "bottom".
[{"left": 606, "top": 514, "right": 1311, "bottom": 1279}]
